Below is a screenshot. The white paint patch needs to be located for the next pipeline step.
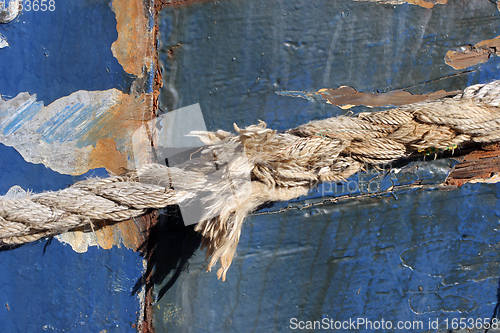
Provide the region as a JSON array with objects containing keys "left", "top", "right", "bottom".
[
  {"left": 55, "top": 232, "right": 99, "bottom": 253},
  {"left": 0, "top": 89, "right": 126, "bottom": 175},
  {"left": 0, "top": 34, "right": 8, "bottom": 48}
]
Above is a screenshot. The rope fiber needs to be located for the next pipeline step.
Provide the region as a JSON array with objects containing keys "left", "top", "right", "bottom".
[{"left": 2, "top": 80, "right": 500, "bottom": 280}]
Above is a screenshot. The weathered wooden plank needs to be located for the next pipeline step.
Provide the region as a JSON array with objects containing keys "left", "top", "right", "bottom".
[{"left": 153, "top": 0, "right": 500, "bottom": 331}]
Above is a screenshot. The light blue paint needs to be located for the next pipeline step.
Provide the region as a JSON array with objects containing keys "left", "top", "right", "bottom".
[
  {"left": 0, "top": 98, "right": 43, "bottom": 135},
  {"left": 36, "top": 103, "right": 85, "bottom": 139},
  {"left": 32, "top": 99, "right": 114, "bottom": 144}
]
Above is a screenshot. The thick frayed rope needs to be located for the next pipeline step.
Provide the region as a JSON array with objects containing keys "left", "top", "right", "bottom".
[{"left": 2, "top": 80, "right": 500, "bottom": 280}]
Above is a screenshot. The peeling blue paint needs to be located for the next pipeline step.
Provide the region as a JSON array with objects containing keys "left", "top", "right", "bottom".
[
  {"left": 0, "top": 143, "right": 143, "bottom": 333},
  {"left": 0, "top": 33, "right": 8, "bottom": 48},
  {"left": 0, "top": 0, "right": 134, "bottom": 105},
  {"left": 0, "top": 0, "right": 149, "bottom": 330},
  {"left": 155, "top": 0, "right": 500, "bottom": 332},
  {"left": 36, "top": 102, "right": 110, "bottom": 143},
  {"left": 0, "top": 143, "right": 107, "bottom": 195},
  {"left": 0, "top": 240, "right": 143, "bottom": 333},
  {"left": 157, "top": 182, "right": 500, "bottom": 332},
  {"left": 158, "top": 0, "right": 500, "bottom": 135}
]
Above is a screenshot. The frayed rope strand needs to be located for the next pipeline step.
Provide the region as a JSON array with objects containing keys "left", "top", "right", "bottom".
[{"left": 2, "top": 80, "right": 500, "bottom": 280}]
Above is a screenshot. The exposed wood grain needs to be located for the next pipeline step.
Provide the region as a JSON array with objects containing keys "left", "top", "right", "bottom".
[
  {"left": 279, "top": 86, "right": 460, "bottom": 109},
  {"left": 446, "top": 143, "right": 500, "bottom": 186},
  {"left": 445, "top": 36, "right": 500, "bottom": 70}
]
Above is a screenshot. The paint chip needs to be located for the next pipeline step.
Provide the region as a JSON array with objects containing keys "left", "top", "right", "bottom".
[
  {"left": 445, "top": 35, "right": 500, "bottom": 70},
  {"left": 444, "top": 2, "right": 500, "bottom": 70},
  {"left": 0, "top": 89, "right": 152, "bottom": 175},
  {"left": 278, "top": 86, "right": 460, "bottom": 109},
  {"left": 110, "top": 0, "right": 152, "bottom": 77},
  {"left": 0, "top": 34, "right": 8, "bottom": 49},
  {"left": 3, "top": 185, "right": 26, "bottom": 199},
  {"left": 88, "top": 137, "right": 128, "bottom": 175},
  {"left": 352, "top": 0, "right": 447, "bottom": 9},
  {"left": 446, "top": 144, "right": 500, "bottom": 186}
]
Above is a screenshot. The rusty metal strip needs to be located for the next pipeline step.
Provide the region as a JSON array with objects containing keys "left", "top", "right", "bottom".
[
  {"left": 138, "top": 1, "right": 164, "bottom": 332},
  {"left": 137, "top": 210, "right": 159, "bottom": 333}
]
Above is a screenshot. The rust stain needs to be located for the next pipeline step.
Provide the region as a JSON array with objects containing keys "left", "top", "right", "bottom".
[
  {"left": 445, "top": 35, "right": 500, "bottom": 70},
  {"left": 92, "top": 218, "right": 148, "bottom": 251},
  {"left": 58, "top": 211, "right": 150, "bottom": 253},
  {"left": 79, "top": 93, "right": 154, "bottom": 158},
  {"left": 354, "top": 0, "right": 447, "bottom": 9},
  {"left": 111, "top": 0, "right": 152, "bottom": 77},
  {"left": 153, "top": 24, "right": 163, "bottom": 113},
  {"left": 282, "top": 86, "right": 460, "bottom": 109},
  {"left": 446, "top": 143, "right": 500, "bottom": 186},
  {"left": 138, "top": 211, "right": 159, "bottom": 333},
  {"left": 116, "top": 217, "right": 148, "bottom": 250},
  {"left": 135, "top": 4, "right": 163, "bottom": 332},
  {"left": 58, "top": 91, "right": 155, "bottom": 252},
  {"left": 94, "top": 223, "right": 118, "bottom": 250},
  {"left": 88, "top": 137, "right": 128, "bottom": 175}
]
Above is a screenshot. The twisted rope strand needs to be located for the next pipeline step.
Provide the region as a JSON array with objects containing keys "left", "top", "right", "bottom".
[{"left": 2, "top": 80, "right": 500, "bottom": 280}]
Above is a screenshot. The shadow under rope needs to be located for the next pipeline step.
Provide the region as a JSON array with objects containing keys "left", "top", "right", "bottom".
[
  {"left": 130, "top": 141, "right": 492, "bottom": 302},
  {"left": 130, "top": 145, "right": 206, "bottom": 301},
  {"left": 133, "top": 205, "right": 202, "bottom": 301}
]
